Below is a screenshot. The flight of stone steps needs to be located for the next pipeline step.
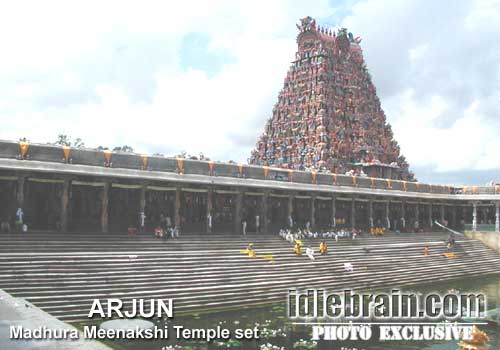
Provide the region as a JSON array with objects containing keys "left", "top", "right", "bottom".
[{"left": 0, "top": 232, "right": 499, "bottom": 323}]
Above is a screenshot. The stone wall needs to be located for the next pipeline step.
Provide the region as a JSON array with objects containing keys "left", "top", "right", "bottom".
[
  {"left": 465, "top": 231, "right": 500, "bottom": 252},
  {"left": 0, "top": 139, "right": 457, "bottom": 195}
]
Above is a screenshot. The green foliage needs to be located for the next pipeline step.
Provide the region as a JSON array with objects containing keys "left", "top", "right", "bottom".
[
  {"left": 73, "top": 138, "right": 85, "bottom": 148},
  {"left": 113, "top": 145, "right": 134, "bottom": 153},
  {"left": 214, "top": 339, "right": 241, "bottom": 348},
  {"left": 293, "top": 339, "right": 318, "bottom": 350},
  {"left": 260, "top": 344, "right": 284, "bottom": 350},
  {"left": 55, "top": 134, "right": 70, "bottom": 146},
  {"left": 53, "top": 134, "right": 85, "bottom": 148}
]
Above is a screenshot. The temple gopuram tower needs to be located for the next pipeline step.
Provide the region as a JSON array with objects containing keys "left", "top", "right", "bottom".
[{"left": 249, "top": 16, "right": 413, "bottom": 180}]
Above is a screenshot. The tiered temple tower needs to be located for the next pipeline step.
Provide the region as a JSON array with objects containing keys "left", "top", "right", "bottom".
[{"left": 249, "top": 16, "right": 413, "bottom": 180}]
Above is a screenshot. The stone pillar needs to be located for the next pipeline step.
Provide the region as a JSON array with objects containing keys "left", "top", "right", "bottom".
[
  {"left": 60, "top": 178, "right": 71, "bottom": 232},
  {"left": 351, "top": 198, "right": 356, "bottom": 230},
  {"left": 288, "top": 194, "right": 294, "bottom": 228},
  {"left": 174, "top": 186, "right": 181, "bottom": 228},
  {"left": 139, "top": 184, "right": 146, "bottom": 214},
  {"left": 385, "top": 201, "right": 390, "bottom": 229},
  {"left": 493, "top": 203, "right": 500, "bottom": 232},
  {"left": 138, "top": 184, "right": 147, "bottom": 233},
  {"left": 472, "top": 202, "right": 477, "bottom": 232},
  {"left": 331, "top": 197, "right": 336, "bottom": 228},
  {"left": 452, "top": 206, "right": 457, "bottom": 230},
  {"left": 482, "top": 207, "right": 488, "bottom": 226},
  {"left": 206, "top": 187, "right": 213, "bottom": 233},
  {"left": 235, "top": 190, "right": 243, "bottom": 234},
  {"left": 16, "top": 176, "right": 25, "bottom": 208},
  {"left": 368, "top": 199, "right": 374, "bottom": 229},
  {"left": 101, "top": 183, "right": 110, "bottom": 233},
  {"left": 415, "top": 203, "right": 420, "bottom": 230},
  {"left": 428, "top": 203, "right": 433, "bottom": 229},
  {"left": 401, "top": 201, "right": 406, "bottom": 230},
  {"left": 310, "top": 195, "right": 316, "bottom": 229},
  {"left": 261, "top": 191, "right": 269, "bottom": 234}
]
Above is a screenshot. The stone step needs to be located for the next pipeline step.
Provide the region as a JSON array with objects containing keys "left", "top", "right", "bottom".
[
  {"left": 0, "top": 238, "right": 479, "bottom": 260},
  {"left": 0, "top": 231, "right": 497, "bottom": 322},
  {"left": 0, "top": 246, "right": 488, "bottom": 282},
  {"left": 7, "top": 253, "right": 499, "bottom": 307},
  {"left": 43, "top": 266, "right": 500, "bottom": 322}
]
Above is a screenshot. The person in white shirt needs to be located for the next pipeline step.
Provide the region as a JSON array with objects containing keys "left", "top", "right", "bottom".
[
  {"left": 171, "top": 226, "right": 179, "bottom": 238},
  {"left": 306, "top": 246, "right": 315, "bottom": 261},
  {"left": 242, "top": 220, "right": 247, "bottom": 236},
  {"left": 139, "top": 211, "right": 146, "bottom": 233},
  {"left": 207, "top": 213, "right": 212, "bottom": 232},
  {"left": 15, "top": 208, "right": 24, "bottom": 232},
  {"left": 344, "top": 262, "right": 354, "bottom": 272}
]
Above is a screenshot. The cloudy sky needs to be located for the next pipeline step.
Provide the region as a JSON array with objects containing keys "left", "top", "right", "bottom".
[{"left": 0, "top": 0, "right": 499, "bottom": 185}]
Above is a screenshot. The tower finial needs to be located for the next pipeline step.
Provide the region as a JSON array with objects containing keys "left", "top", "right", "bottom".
[{"left": 296, "top": 16, "right": 316, "bottom": 33}]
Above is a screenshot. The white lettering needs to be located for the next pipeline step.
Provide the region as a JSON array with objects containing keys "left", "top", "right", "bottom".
[{"left": 88, "top": 299, "right": 105, "bottom": 318}]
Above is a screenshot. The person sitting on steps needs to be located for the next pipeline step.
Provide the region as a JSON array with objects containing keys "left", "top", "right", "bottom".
[
  {"left": 319, "top": 241, "right": 328, "bottom": 255},
  {"left": 423, "top": 246, "right": 430, "bottom": 256},
  {"left": 293, "top": 242, "right": 302, "bottom": 256}
]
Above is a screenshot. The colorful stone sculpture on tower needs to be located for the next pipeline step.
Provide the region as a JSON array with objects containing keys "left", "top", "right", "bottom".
[{"left": 249, "top": 16, "right": 414, "bottom": 180}]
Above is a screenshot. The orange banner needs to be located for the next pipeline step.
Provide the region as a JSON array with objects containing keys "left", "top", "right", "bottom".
[
  {"left": 177, "top": 158, "right": 184, "bottom": 174},
  {"left": 403, "top": 181, "right": 407, "bottom": 191},
  {"left": 62, "top": 146, "right": 70, "bottom": 162},
  {"left": 332, "top": 174, "right": 337, "bottom": 185},
  {"left": 103, "top": 150, "right": 112, "bottom": 166},
  {"left": 416, "top": 182, "right": 420, "bottom": 190},
  {"left": 311, "top": 171, "right": 317, "bottom": 184},
  {"left": 19, "top": 141, "right": 29, "bottom": 159},
  {"left": 386, "top": 179, "right": 392, "bottom": 189},
  {"left": 140, "top": 154, "right": 148, "bottom": 170},
  {"left": 463, "top": 186, "right": 468, "bottom": 194},
  {"left": 238, "top": 164, "right": 243, "bottom": 176},
  {"left": 472, "top": 186, "right": 478, "bottom": 194},
  {"left": 208, "top": 161, "right": 214, "bottom": 175},
  {"left": 288, "top": 170, "right": 294, "bottom": 182},
  {"left": 352, "top": 176, "right": 357, "bottom": 186},
  {"left": 263, "top": 166, "right": 269, "bottom": 178},
  {"left": 496, "top": 185, "right": 499, "bottom": 195}
]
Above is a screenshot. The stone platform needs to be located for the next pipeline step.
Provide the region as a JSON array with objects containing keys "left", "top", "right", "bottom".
[{"left": 0, "top": 289, "right": 110, "bottom": 349}]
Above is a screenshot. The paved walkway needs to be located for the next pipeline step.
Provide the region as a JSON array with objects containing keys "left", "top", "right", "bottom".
[{"left": 0, "top": 289, "right": 110, "bottom": 350}]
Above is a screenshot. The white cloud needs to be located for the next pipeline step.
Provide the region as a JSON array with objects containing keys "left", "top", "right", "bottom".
[
  {"left": 0, "top": 0, "right": 334, "bottom": 156},
  {"left": 342, "top": 0, "right": 500, "bottom": 181},
  {"left": 0, "top": 0, "right": 499, "bottom": 185},
  {"left": 392, "top": 96, "right": 494, "bottom": 173}
]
